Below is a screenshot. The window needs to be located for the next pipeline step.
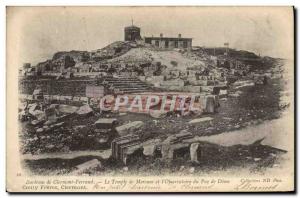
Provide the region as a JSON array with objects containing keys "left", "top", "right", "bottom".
[
  {"left": 183, "top": 41, "right": 188, "bottom": 48},
  {"left": 165, "top": 40, "right": 169, "bottom": 48},
  {"left": 155, "top": 40, "right": 159, "bottom": 47},
  {"left": 145, "top": 38, "right": 151, "bottom": 44},
  {"left": 175, "top": 41, "right": 178, "bottom": 48}
]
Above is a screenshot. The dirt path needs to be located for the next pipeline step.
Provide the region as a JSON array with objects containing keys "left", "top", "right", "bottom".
[
  {"left": 22, "top": 149, "right": 111, "bottom": 161},
  {"left": 184, "top": 114, "right": 292, "bottom": 152}
]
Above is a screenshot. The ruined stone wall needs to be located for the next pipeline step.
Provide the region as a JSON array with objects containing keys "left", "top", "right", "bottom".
[{"left": 19, "top": 79, "right": 100, "bottom": 97}]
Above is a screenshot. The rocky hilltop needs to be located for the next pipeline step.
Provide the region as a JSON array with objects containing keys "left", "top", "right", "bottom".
[{"left": 24, "top": 40, "right": 273, "bottom": 79}]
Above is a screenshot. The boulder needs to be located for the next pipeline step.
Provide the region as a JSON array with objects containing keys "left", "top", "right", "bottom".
[
  {"left": 31, "top": 110, "right": 46, "bottom": 121},
  {"left": 94, "top": 118, "right": 118, "bottom": 129},
  {"left": 56, "top": 104, "right": 79, "bottom": 114},
  {"left": 45, "top": 106, "right": 58, "bottom": 124},
  {"left": 43, "top": 125, "right": 49, "bottom": 131},
  {"left": 28, "top": 103, "right": 38, "bottom": 114},
  {"left": 115, "top": 121, "right": 144, "bottom": 136},
  {"left": 76, "top": 105, "right": 93, "bottom": 116},
  {"left": 229, "top": 90, "right": 243, "bottom": 98},
  {"left": 198, "top": 95, "right": 219, "bottom": 114},
  {"left": 18, "top": 110, "right": 28, "bottom": 121},
  {"left": 28, "top": 103, "right": 45, "bottom": 120},
  {"left": 190, "top": 108, "right": 203, "bottom": 116},
  {"left": 162, "top": 130, "right": 193, "bottom": 145},
  {"left": 142, "top": 139, "right": 161, "bottom": 156},
  {"left": 48, "top": 122, "right": 65, "bottom": 131},
  {"left": 234, "top": 80, "right": 255, "bottom": 89},
  {"left": 44, "top": 115, "right": 57, "bottom": 125},
  {"left": 31, "top": 119, "right": 45, "bottom": 126},
  {"left": 190, "top": 143, "right": 200, "bottom": 163},
  {"left": 189, "top": 167, "right": 195, "bottom": 173},
  {"left": 149, "top": 110, "right": 167, "bottom": 119},
  {"left": 45, "top": 106, "right": 56, "bottom": 116},
  {"left": 19, "top": 102, "right": 28, "bottom": 111},
  {"left": 94, "top": 128, "right": 112, "bottom": 134},
  {"left": 33, "top": 88, "right": 42, "bottom": 95},
  {"left": 219, "top": 89, "right": 228, "bottom": 98},
  {"left": 97, "top": 136, "right": 110, "bottom": 144},
  {"left": 36, "top": 128, "right": 44, "bottom": 133},
  {"left": 205, "top": 96, "right": 216, "bottom": 113}
]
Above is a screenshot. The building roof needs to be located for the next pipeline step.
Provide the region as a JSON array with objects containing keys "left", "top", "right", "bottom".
[
  {"left": 124, "top": 25, "right": 140, "bottom": 30},
  {"left": 144, "top": 36, "right": 192, "bottom": 41}
]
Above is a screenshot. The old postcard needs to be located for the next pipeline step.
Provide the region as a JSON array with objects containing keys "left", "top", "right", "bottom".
[{"left": 6, "top": 6, "right": 294, "bottom": 192}]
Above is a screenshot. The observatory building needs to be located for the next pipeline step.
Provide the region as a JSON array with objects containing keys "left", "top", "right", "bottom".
[
  {"left": 123, "top": 23, "right": 192, "bottom": 50},
  {"left": 124, "top": 24, "right": 142, "bottom": 41},
  {"left": 144, "top": 33, "right": 192, "bottom": 50}
]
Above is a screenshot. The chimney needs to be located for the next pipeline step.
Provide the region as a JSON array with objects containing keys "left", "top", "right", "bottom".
[
  {"left": 178, "top": 34, "right": 182, "bottom": 38},
  {"left": 160, "top": 33, "right": 163, "bottom": 38}
]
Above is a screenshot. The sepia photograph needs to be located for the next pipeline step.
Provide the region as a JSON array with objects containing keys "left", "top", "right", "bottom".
[{"left": 6, "top": 6, "right": 294, "bottom": 192}]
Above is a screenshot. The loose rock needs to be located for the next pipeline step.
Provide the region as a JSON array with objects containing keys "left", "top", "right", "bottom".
[
  {"left": 71, "top": 159, "right": 101, "bottom": 175},
  {"left": 189, "top": 117, "right": 213, "bottom": 124}
]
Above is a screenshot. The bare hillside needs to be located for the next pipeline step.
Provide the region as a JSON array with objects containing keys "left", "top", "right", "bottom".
[{"left": 107, "top": 48, "right": 207, "bottom": 71}]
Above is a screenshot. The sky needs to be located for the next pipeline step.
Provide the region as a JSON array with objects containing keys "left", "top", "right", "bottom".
[{"left": 7, "top": 6, "right": 294, "bottom": 66}]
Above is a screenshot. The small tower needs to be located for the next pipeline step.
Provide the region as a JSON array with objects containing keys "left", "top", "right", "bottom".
[
  {"left": 124, "top": 20, "right": 141, "bottom": 41},
  {"left": 224, "top": 42, "right": 229, "bottom": 57}
]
